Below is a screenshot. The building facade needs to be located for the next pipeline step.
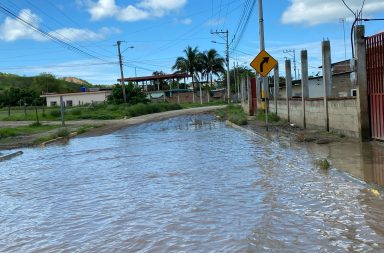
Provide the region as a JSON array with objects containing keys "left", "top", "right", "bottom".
[{"left": 41, "top": 91, "right": 111, "bottom": 107}]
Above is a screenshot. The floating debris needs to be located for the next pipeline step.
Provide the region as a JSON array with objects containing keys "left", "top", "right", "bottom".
[
  {"left": 315, "top": 158, "right": 331, "bottom": 170},
  {"left": 370, "top": 189, "right": 380, "bottom": 197},
  {"left": 0, "top": 151, "right": 23, "bottom": 162}
]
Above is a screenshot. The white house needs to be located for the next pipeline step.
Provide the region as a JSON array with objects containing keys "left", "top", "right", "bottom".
[{"left": 41, "top": 90, "right": 112, "bottom": 107}]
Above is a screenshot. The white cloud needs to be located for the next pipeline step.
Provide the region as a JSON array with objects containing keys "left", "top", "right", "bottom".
[
  {"left": 85, "top": 0, "right": 187, "bottom": 22},
  {"left": 174, "top": 18, "right": 192, "bottom": 25},
  {"left": 51, "top": 27, "right": 121, "bottom": 42},
  {"left": 0, "top": 9, "right": 120, "bottom": 42},
  {"left": 117, "top": 6, "right": 150, "bottom": 21},
  {"left": 139, "top": 0, "right": 187, "bottom": 16},
  {"left": 206, "top": 18, "right": 225, "bottom": 27},
  {"left": 0, "top": 9, "right": 45, "bottom": 41},
  {"left": 282, "top": 0, "right": 384, "bottom": 26}
]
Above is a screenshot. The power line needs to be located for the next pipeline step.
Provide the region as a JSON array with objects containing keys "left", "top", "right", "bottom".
[{"left": 0, "top": 3, "right": 109, "bottom": 62}]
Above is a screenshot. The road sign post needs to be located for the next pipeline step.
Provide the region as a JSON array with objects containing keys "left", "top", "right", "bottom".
[{"left": 250, "top": 50, "right": 277, "bottom": 132}]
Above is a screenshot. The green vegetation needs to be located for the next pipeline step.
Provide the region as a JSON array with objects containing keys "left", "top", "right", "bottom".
[
  {"left": 255, "top": 110, "right": 280, "bottom": 122},
  {"left": 0, "top": 73, "right": 90, "bottom": 107},
  {"left": 315, "top": 158, "right": 331, "bottom": 170},
  {"left": 0, "top": 102, "right": 182, "bottom": 121},
  {"left": 0, "top": 124, "right": 57, "bottom": 139},
  {"left": 216, "top": 105, "right": 248, "bottom": 125}
]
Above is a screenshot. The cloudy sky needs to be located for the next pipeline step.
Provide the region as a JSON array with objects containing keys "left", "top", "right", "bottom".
[{"left": 0, "top": 0, "right": 383, "bottom": 84}]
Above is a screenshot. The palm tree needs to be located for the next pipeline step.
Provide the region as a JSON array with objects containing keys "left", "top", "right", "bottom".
[
  {"left": 200, "top": 49, "right": 225, "bottom": 88},
  {"left": 172, "top": 46, "right": 201, "bottom": 103}
]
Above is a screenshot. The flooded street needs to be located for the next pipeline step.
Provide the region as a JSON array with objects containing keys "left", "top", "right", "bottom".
[{"left": 1, "top": 114, "right": 384, "bottom": 252}]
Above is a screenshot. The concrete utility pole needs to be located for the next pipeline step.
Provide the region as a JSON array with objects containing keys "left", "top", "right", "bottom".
[
  {"left": 211, "top": 30, "right": 230, "bottom": 103},
  {"left": 258, "top": 0, "right": 268, "bottom": 130},
  {"left": 301, "top": 50, "right": 309, "bottom": 128},
  {"left": 116, "top": 41, "right": 127, "bottom": 103},
  {"left": 273, "top": 64, "right": 279, "bottom": 115},
  {"left": 322, "top": 40, "right": 332, "bottom": 132},
  {"left": 354, "top": 25, "right": 370, "bottom": 141},
  {"left": 283, "top": 49, "right": 297, "bottom": 80},
  {"left": 285, "top": 59, "right": 292, "bottom": 122}
]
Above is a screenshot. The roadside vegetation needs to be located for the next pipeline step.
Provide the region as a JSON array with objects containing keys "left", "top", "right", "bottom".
[
  {"left": 255, "top": 110, "right": 280, "bottom": 122},
  {"left": 0, "top": 123, "right": 57, "bottom": 139},
  {"left": 216, "top": 105, "right": 248, "bottom": 125},
  {"left": 0, "top": 102, "right": 182, "bottom": 121}
]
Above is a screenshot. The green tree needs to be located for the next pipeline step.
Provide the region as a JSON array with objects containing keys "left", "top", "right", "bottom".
[
  {"left": 200, "top": 49, "right": 225, "bottom": 87},
  {"left": 108, "top": 83, "right": 148, "bottom": 104},
  {"left": 172, "top": 46, "right": 202, "bottom": 102}
]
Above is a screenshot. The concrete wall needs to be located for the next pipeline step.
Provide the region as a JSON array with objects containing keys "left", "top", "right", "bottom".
[
  {"left": 269, "top": 97, "right": 359, "bottom": 137},
  {"left": 305, "top": 99, "right": 325, "bottom": 129},
  {"left": 328, "top": 98, "right": 359, "bottom": 137},
  {"left": 43, "top": 91, "right": 111, "bottom": 107}
]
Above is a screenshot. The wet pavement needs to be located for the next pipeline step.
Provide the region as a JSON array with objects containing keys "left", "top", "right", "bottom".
[{"left": 1, "top": 114, "right": 383, "bottom": 252}]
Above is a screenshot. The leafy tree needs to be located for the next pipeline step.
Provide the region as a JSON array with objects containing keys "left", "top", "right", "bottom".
[
  {"left": 108, "top": 83, "right": 148, "bottom": 104},
  {"left": 172, "top": 46, "right": 202, "bottom": 101},
  {"left": 199, "top": 49, "right": 225, "bottom": 87}
]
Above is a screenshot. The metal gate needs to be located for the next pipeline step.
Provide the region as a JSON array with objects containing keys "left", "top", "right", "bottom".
[{"left": 366, "top": 32, "right": 384, "bottom": 140}]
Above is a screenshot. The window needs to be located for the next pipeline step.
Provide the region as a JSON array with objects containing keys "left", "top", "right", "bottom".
[
  {"left": 50, "top": 101, "right": 57, "bottom": 106},
  {"left": 351, "top": 89, "right": 357, "bottom": 97},
  {"left": 66, "top": 100, "right": 73, "bottom": 106}
]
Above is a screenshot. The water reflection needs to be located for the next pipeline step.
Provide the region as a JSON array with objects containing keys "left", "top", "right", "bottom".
[
  {"left": 306, "top": 141, "right": 384, "bottom": 187},
  {"left": 1, "top": 114, "right": 384, "bottom": 252}
]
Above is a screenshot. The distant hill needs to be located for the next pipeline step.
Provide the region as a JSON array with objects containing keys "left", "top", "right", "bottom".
[
  {"left": 61, "top": 77, "right": 91, "bottom": 86},
  {"left": 0, "top": 73, "right": 90, "bottom": 93}
]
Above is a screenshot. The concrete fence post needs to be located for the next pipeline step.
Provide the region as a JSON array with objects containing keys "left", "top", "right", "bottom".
[
  {"left": 285, "top": 59, "right": 292, "bottom": 122},
  {"left": 247, "top": 74, "right": 253, "bottom": 115},
  {"left": 354, "top": 25, "right": 370, "bottom": 141},
  {"left": 301, "top": 50, "right": 309, "bottom": 128},
  {"left": 256, "top": 74, "right": 261, "bottom": 110},
  {"left": 273, "top": 63, "right": 279, "bottom": 115},
  {"left": 322, "top": 40, "right": 332, "bottom": 131}
]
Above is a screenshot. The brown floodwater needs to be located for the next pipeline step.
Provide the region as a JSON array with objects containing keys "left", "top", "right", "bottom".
[{"left": 1, "top": 114, "right": 383, "bottom": 252}]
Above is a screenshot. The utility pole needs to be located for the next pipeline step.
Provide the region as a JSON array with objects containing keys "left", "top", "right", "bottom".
[
  {"left": 211, "top": 30, "right": 230, "bottom": 103},
  {"left": 283, "top": 49, "right": 297, "bottom": 80},
  {"left": 116, "top": 40, "right": 127, "bottom": 103},
  {"left": 339, "top": 18, "right": 347, "bottom": 60},
  {"left": 258, "top": 0, "right": 268, "bottom": 131}
]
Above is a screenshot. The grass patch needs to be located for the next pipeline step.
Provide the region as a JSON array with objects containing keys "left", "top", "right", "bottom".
[
  {"left": 0, "top": 102, "right": 183, "bottom": 122},
  {"left": 255, "top": 110, "right": 280, "bottom": 122},
  {"left": 56, "top": 128, "right": 70, "bottom": 138},
  {"left": 216, "top": 105, "right": 247, "bottom": 125},
  {"left": 0, "top": 124, "right": 58, "bottom": 139}
]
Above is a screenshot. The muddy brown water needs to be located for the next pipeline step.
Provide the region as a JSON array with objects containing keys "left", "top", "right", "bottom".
[{"left": 1, "top": 114, "right": 383, "bottom": 252}]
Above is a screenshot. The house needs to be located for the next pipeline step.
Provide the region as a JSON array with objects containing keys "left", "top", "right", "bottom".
[
  {"left": 277, "top": 59, "right": 355, "bottom": 98},
  {"left": 41, "top": 90, "right": 112, "bottom": 107}
]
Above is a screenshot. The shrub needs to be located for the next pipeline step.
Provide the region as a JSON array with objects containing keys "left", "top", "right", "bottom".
[
  {"left": 0, "top": 129, "right": 17, "bottom": 138},
  {"left": 70, "top": 108, "right": 82, "bottom": 116},
  {"left": 57, "top": 128, "right": 70, "bottom": 138},
  {"left": 50, "top": 110, "right": 61, "bottom": 117}
]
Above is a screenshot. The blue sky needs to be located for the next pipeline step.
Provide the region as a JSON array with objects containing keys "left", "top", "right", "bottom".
[{"left": 0, "top": 0, "right": 383, "bottom": 84}]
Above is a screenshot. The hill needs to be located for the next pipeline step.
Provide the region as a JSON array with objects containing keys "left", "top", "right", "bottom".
[{"left": 0, "top": 73, "right": 92, "bottom": 106}]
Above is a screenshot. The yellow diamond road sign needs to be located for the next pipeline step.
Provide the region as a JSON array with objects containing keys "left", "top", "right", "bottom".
[{"left": 250, "top": 50, "right": 277, "bottom": 77}]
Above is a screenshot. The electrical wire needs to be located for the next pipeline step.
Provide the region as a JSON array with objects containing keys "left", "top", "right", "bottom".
[{"left": 0, "top": 3, "right": 109, "bottom": 62}]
